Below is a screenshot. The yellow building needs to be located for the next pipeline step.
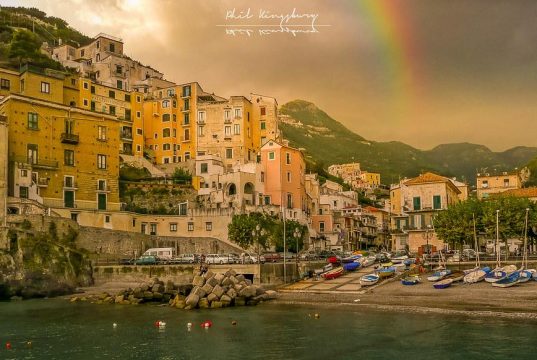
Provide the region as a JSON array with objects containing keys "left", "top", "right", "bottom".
[
  {"left": 476, "top": 171, "right": 522, "bottom": 200},
  {"left": 0, "top": 68, "right": 20, "bottom": 98},
  {"left": 0, "top": 115, "right": 7, "bottom": 225},
  {"left": 1, "top": 94, "right": 121, "bottom": 212},
  {"left": 360, "top": 171, "right": 381, "bottom": 188}
]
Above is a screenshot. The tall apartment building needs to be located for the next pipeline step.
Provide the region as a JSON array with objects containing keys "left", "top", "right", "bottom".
[{"left": 0, "top": 115, "right": 7, "bottom": 225}]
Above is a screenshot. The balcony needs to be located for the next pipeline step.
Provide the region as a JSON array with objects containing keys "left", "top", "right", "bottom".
[
  {"left": 33, "top": 159, "right": 59, "bottom": 170},
  {"left": 96, "top": 184, "right": 111, "bottom": 192},
  {"left": 224, "top": 134, "right": 232, "bottom": 140},
  {"left": 224, "top": 118, "right": 232, "bottom": 124},
  {"left": 63, "top": 181, "right": 78, "bottom": 189},
  {"left": 113, "top": 71, "right": 127, "bottom": 79},
  {"left": 181, "top": 93, "right": 191, "bottom": 99},
  {"left": 121, "top": 132, "right": 133, "bottom": 141},
  {"left": 37, "top": 178, "right": 49, "bottom": 187},
  {"left": 180, "top": 136, "right": 191, "bottom": 142},
  {"left": 196, "top": 119, "right": 205, "bottom": 125},
  {"left": 61, "top": 133, "right": 79, "bottom": 144}
]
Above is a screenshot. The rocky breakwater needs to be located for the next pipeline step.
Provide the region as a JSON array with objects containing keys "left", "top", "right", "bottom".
[{"left": 73, "top": 269, "right": 277, "bottom": 309}]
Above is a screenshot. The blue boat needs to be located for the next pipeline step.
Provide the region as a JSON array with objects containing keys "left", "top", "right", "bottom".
[
  {"left": 342, "top": 255, "right": 362, "bottom": 263},
  {"left": 403, "top": 258, "right": 416, "bottom": 267},
  {"left": 427, "top": 269, "right": 451, "bottom": 282},
  {"left": 401, "top": 275, "right": 420, "bottom": 285},
  {"left": 519, "top": 270, "right": 534, "bottom": 283},
  {"left": 343, "top": 261, "right": 360, "bottom": 271},
  {"left": 376, "top": 266, "right": 396, "bottom": 278},
  {"left": 491, "top": 270, "right": 520, "bottom": 288}
]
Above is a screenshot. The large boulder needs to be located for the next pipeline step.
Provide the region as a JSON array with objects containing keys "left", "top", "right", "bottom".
[
  {"left": 236, "top": 274, "right": 245, "bottom": 283},
  {"left": 207, "top": 293, "right": 218, "bottom": 303},
  {"left": 239, "top": 286, "right": 257, "bottom": 298},
  {"left": 226, "top": 288, "right": 237, "bottom": 299},
  {"left": 255, "top": 286, "right": 265, "bottom": 296},
  {"left": 210, "top": 301, "right": 223, "bottom": 309},
  {"left": 152, "top": 284, "right": 164, "bottom": 293},
  {"left": 114, "top": 295, "right": 124, "bottom": 304},
  {"left": 212, "top": 285, "right": 224, "bottom": 298},
  {"left": 191, "top": 286, "right": 206, "bottom": 298},
  {"left": 265, "top": 290, "right": 277, "bottom": 299},
  {"left": 177, "top": 284, "right": 193, "bottom": 296},
  {"left": 175, "top": 300, "right": 186, "bottom": 309},
  {"left": 143, "top": 291, "right": 154, "bottom": 301},
  {"left": 214, "top": 273, "right": 225, "bottom": 284},
  {"left": 220, "top": 294, "right": 232, "bottom": 306},
  {"left": 201, "top": 283, "right": 214, "bottom": 295},
  {"left": 229, "top": 276, "right": 239, "bottom": 285},
  {"left": 198, "top": 298, "right": 210, "bottom": 309},
  {"left": 234, "top": 296, "right": 246, "bottom": 306},
  {"left": 185, "top": 293, "right": 200, "bottom": 308},
  {"left": 152, "top": 292, "right": 163, "bottom": 301},
  {"left": 221, "top": 277, "right": 232, "bottom": 287},
  {"left": 207, "top": 276, "right": 219, "bottom": 287},
  {"left": 203, "top": 270, "right": 215, "bottom": 280},
  {"left": 245, "top": 279, "right": 252, "bottom": 286},
  {"left": 192, "top": 275, "right": 205, "bottom": 287}
]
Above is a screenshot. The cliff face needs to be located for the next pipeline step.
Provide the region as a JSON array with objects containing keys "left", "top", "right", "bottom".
[{"left": 0, "top": 219, "right": 93, "bottom": 300}]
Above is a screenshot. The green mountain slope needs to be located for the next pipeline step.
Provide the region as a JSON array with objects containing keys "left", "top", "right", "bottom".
[
  {"left": 525, "top": 157, "right": 537, "bottom": 187},
  {"left": 280, "top": 100, "right": 537, "bottom": 185}
]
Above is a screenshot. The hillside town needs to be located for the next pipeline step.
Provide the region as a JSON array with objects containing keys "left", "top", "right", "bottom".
[{"left": 1, "top": 32, "right": 536, "bottom": 260}]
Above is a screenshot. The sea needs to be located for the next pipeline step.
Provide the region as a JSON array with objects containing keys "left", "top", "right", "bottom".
[{"left": 0, "top": 299, "right": 536, "bottom": 359}]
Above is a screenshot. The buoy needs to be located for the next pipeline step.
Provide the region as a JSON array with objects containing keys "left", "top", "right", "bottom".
[
  {"left": 201, "top": 320, "right": 212, "bottom": 328},
  {"left": 187, "top": 322, "right": 192, "bottom": 332},
  {"left": 231, "top": 320, "right": 237, "bottom": 326},
  {"left": 314, "top": 313, "right": 320, "bottom": 319},
  {"left": 27, "top": 341, "right": 32, "bottom": 348},
  {"left": 6, "top": 342, "right": 11, "bottom": 350},
  {"left": 154, "top": 320, "right": 166, "bottom": 328},
  {"left": 113, "top": 323, "right": 118, "bottom": 328}
]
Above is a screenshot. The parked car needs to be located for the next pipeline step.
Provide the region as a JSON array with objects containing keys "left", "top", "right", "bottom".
[
  {"left": 134, "top": 255, "right": 158, "bottom": 265},
  {"left": 240, "top": 252, "right": 260, "bottom": 264},
  {"left": 205, "top": 254, "right": 230, "bottom": 264},
  {"left": 299, "top": 251, "right": 318, "bottom": 261},
  {"left": 173, "top": 254, "right": 198, "bottom": 264},
  {"left": 228, "top": 253, "right": 240, "bottom": 264},
  {"left": 262, "top": 252, "right": 281, "bottom": 263}
]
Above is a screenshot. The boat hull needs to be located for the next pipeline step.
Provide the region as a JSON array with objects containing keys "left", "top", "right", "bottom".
[
  {"left": 433, "top": 279, "right": 453, "bottom": 289},
  {"left": 491, "top": 271, "right": 520, "bottom": 288},
  {"left": 360, "top": 274, "right": 379, "bottom": 286},
  {"left": 343, "top": 262, "right": 360, "bottom": 271},
  {"left": 401, "top": 276, "right": 420, "bottom": 285},
  {"left": 322, "top": 267, "right": 344, "bottom": 280}
]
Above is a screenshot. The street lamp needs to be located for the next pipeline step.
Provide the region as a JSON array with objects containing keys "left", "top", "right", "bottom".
[
  {"left": 293, "top": 227, "right": 302, "bottom": 279},
  {"left": 252, "top": 224, "right": 266, "bottom": 285},
  {"left": 423, "top": 224, "right": 432, "bottom": 268}
]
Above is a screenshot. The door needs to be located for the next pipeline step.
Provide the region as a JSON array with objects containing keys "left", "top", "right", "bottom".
[
  {"left": 64, "top": 190, "right": 74, "bottom": 208},
  {"left": 98, "top": 193, "right": 107, "bottom": 210}
]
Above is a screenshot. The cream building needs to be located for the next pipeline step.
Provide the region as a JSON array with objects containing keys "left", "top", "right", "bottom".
[
  {"left": 0, "top": 115, "right": 7, "bottom": 225},
  {"left": 476, "top": 171, "right": 522, "bottom": 200}
]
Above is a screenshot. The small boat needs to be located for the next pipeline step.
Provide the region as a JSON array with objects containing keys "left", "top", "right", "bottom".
[
  {"left": 361, "top": 256, "right": 376, "bottom": 267},
  {"left": 342, "top": 255, "right": 362, "bottom": 263},
  {"left": 360, "top": 273, "right": 380, "bottom": 286},
  {"left": 314, "top": 263, "right": 333, "bottom": 276},
  {"left": 322, "top": 267, "right": 344, "bottom": 280},
  {"left": 381, "top": 262, "right": 393, "bottom": 268},
  {"left": 427, "top": 269, "right": 451, "bottom": 282},
  {"left": 463, "top": 266, "right": 479, "bottom": 275},
  {"left": 327, "top": 256, "right": 340, "bottom": 264},
  {"left": 485, "top": 265, "right": 517, "bottom": 283},
  {"left": 433, "top": 278, "right": 454, "bottom": 289},
  {"left": 491, "top": 270, "right": 521, "bottom": 288},
  {"left": 392, "top": 262, "right": 407, "bottom": 272},
  {"left": 518, "top": 269, "right": 536, "bottom": 283},
  {"left": 463, "top": 267, "right": 491, "bottom": 283},
  {"left": 401, "top": 275, "right": 421, "bottom": 285},
  {"left": 377, "top": 266, "right": 396, "bottom": 278},
  {"left": 343, "top": 261, "right": 360, "bottom": 271},
  {"left": 448, "top": 271, "right": 465, "bottom": 282},
  {"left": 403, "top": 258, "right": 416, "bottom": 267},
  {"left": 391, "top": 255, "right": 409, "bottom": 264}
]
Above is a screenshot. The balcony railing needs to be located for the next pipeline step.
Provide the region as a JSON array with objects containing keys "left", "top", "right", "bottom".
[
  {"left": 37, "top": 178, "right": 49, "bottom": 187},
  {"left": 121, "top": 132, "right": 133, "bottom": 141},
  {"left": 224, "top": 118, "right": 232, "bottom": 124},
  {"left": 12, "top": 156, "right": 59, "bottom": 170},
  {"left": 61, "top": 133, "right": 79, "bottom": 144}
]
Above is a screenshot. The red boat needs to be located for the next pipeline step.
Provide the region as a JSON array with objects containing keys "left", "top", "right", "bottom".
[
  {"left": 322, "top": 267, "right": 344, "bottom": 280},
  {"left": 328, "top": 256, "right": 339, "bottom": 264}
]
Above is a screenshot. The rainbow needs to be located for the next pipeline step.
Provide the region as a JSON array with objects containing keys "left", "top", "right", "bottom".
[{"left": 351, "top": 0, "right": 423, "bottom": 112}]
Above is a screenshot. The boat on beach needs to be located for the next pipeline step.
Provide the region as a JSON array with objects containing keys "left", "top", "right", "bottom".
[
  {"left": 343, "top": 261, "right": 360, "bottom": 271},
  {"left": 491, "top": 270, "right": 520, "bottom": 288},
  {"left": 518, "top": 269, "right": 535, "bottom": 283},
  {"left": 433, "top": 278, "right": 453, "bottom": 289},
  {"left": 464, "top": 267, "right": 491, "bottom": 283},
  {"left": 360, "top": 273, "right": 380, "bottom": 286},
  {"left": 427, "top": 269, "right": 451, "bottom": 282},
  {"left": 485, "top": 265, "right": 517, "bottom": 283},
  {"left": 342, "top": 255, "right": 362, "bottom": 263},
  {"left": 322, "top": 267, "right": 344, "bottom": 280},
  {"left": 361, "top": 256, "right": 376, "bottom": 267},
  {"left": 401, "top": 275, "right": 421, "bottom": 285},
  {"left": 376, "top": 264, "right": 396, "bottom": 278}
]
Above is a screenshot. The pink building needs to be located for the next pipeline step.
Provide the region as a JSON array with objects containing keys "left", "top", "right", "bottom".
[{"left": 260, "top": 140, "right": 305, "bottom": 216}]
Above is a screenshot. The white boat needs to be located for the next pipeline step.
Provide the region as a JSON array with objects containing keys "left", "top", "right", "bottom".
[
  {"left": 519, "top": 269, "right": 536, "bottom": 283},
  {"left": 464, "top": 267, "right": 491, "bottom": 283},
  {"left": 427, "top": 269, "right": 451, "bottom": 282},
  {"left": 360, "top": 273, "right": 380, "bottom": 286},
  {"left": 392, "top": 262, "right": 407, "bottom": 272},
  {"left": 361, "top": 256, "right": 376, "bottom": 267},
  {"left": 517, "top": 210, "right": 534, "bottom": 284},
  {"left": 391, "top": 255, "right": 409, "bottom": 264}
]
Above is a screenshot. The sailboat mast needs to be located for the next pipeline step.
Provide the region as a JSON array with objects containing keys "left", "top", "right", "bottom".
[
  {"left": 473, "top": 213, "right": 480, "bottom": 268},
  {"left": 524, "top": 208, "right": 529, "bottom": 269},
  {"left": 496, "top": 210, "right": 500, "bottom": 269}
]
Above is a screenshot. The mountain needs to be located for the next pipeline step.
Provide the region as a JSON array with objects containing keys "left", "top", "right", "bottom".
[{"left": 279, "top": 100, "right": 537, "bottom": 185}]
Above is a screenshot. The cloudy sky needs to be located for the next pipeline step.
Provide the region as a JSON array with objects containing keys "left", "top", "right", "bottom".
[{"left": 2, "top": 0, "right": 537, "bottom": 151}]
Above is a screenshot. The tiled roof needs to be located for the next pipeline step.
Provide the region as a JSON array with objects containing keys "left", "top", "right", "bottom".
[
  {"left": 404, "top": 172, "right": 461, "bottom": 194},
  {"left": 495, "top": 187, "right": 537, "bottom": 198}
]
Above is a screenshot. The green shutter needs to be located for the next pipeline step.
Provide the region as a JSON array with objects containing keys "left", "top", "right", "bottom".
[
  {"left": 413, "top": 197, "right": 421, "bottom": 210},
  {"left": 98, "top": 193, "right": 107, "bottom": 210},
  {"left": 64, "top": 191, "right": 74, "bottom": 208}
]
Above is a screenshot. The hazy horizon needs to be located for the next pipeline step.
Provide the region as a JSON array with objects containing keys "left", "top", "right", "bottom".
[{"left": 2, "top": 0, "right": 537, "bottom": 152}]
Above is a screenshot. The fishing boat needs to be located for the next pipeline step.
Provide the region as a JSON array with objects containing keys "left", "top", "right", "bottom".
[
  {"left": 361, "top": 256, "right": 376, "bottom": 267},
  {"left": 342, "top": 254, "right": 362, "bottom": 263},
  {"left": 342, "top": 261, "right": 360, "bottom": 271},
  {"left": 403, "top": 258, "right": 416, "bottom": 267},
  {"left": 433, "top": 278, "right": 453, "bottom": 289},
  {"left": 448, "top": 271, "right": 465, "bottom": 282},
  {"left": 401, "top": 275, "right": 421, "bottom": 285},
  {"left": 391, "top": 255, "right": 409, "bottom": 264},
  {"left": 491, "top": 270, "right": 521, "bottom": 288},
  {"left": 314, "top": 263, "right": 333, "bottom": 277},
  {"left": 322, "top": 266, "right": 344, "bottom": 280},
  {"left": 392, "top": 262, "right": 407, "bottom": 272},
  {"left": 376, "top": 266, "right": 396, "bottom": 278},
  {"left": 427, "top": 269, "right": 451, "bottom": 282},
  {"left": 464, "top": 266, "right": 491, "bottom": 283},
  {"left": 360, "top": 273, "right": 380, "bottom": 286}
]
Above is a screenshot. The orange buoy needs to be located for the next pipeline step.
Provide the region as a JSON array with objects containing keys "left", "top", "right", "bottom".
[
  {"left": 6, "top": 342, "right": 11, "bottom": 350},
  {"left": 201, "top": 320, "right": 212, "bottom": 328}
]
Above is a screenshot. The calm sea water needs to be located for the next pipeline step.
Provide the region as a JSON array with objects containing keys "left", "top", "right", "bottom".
[{"left": 0, "top": 299, "right": 536, "bottom": 359}]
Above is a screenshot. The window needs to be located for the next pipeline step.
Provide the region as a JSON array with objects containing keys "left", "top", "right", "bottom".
[
  {"left": 182, "top": 85, "right": 191, "bottom": 97},
  {"left": 287, "top": 193, "right": 293, "bottom": 209},
  {"left": 286, "top": 152, "right": 291, "bottom": 164},
  {"left": 184, "top": 129, "right": 190, "bottom": 141},
  {"left": 19, "top": 186, "right": 29, "bottom": 199},
  {"left": 83, "top": 99, "right": 88, "bottom": 106},
  {"left": 264, "top": 196, "right": 271, "bottom": 205},
  {"left": 27, "top": 112, "right": 38, "bottom": 130},
  {"left": 184, "top": 152, "right": 191, "bottom": 160},
  {"left": 40, "top": 82, "right": 50, "bottom": 94},
  {"left": 109, "top": 105, "right": 116, "bottom": 115},
  {"left": 260, "top": 121, "right": 266, "bottom": 130},
  {"left": 504, "top": 179, "right": 510, "bottom": 187},
  {"left": 64, "top": 176, "right": 74, "bottom": 188},
  {"left": 98, "top": 180, "right": 106, "bottom": 191},
  {"left": 224, "top": 126, "right": 232, "bottom": 137},
  {"left": 116, "top": 80, "right": 122, "bottom": 90},
  {"left": 184, "top": 113, "right": 190, "bottom": 125},
  {"left": 482, "top": 180, "right": 489, "bottom": 188},
  {"left": 98, "top": 126, "right": 107, "bottom": 140},
  {"left": 433, "top": 195, "right": 442, "bottom": 210},
  {"left": 136, "top": 95, "right": 141, "bottom": 102},
  {"left": 64, "top": 150, "right": 75, "bottom": 166},
  {"left": 183, "top": 99, "right": 190, "bottom": 111},
  {"left": 233, "top": 124, "right": 240, "bottom": 135},
  {"left": 162, "top": 100, "right": 170, "bottom": 108},
  {"left": 319, "top": 221, "right": 325, "bottom": 233},
  {"left": 109, "top": 90, "right": 115, "bottom": 99},
  {"left": 136, "top": 111, "right": 141, "bottom": 119},
  {"left": 268, "top": 151, "right": 275, "bottom": 160},
  {"left": 170, "top": 223, "right": 178, "bottom": 232},
  {"left": 260, "top": 106, "right": 266, "bottom": 116},
  {"left": 27, "top": 144, "right": 38, "bottom": 164},
  {"left": 173, "top": 129, "right": 177, "bottom": 137},
  {"left": 224, "top": 109, "right": 231, "bottom": 121},
  {"left": 234, "top": 108, "right": 242, "bottom": 118},
  {"left": 71, "top": 213, "right": 79, "bottom": 222},
  {"left": 137, "top": 145, "right": 141, "bottom": 152},
  {"left": 149, "top": 223, "right": 157, "bottom": 235},
  {"left": 179, "top": 202, "right": 188, "bottom": 216},
  {"left": 90, "top": 85, "right": 95, "bottom": 94},
  {"left": 226, "top": 148, "right": 233, "bottom": 159},
  {"left": 413, "top": 196, "right": 421, "bottom": 211},
  {"left": 200, "top": 163, "right": 208, "bottom": 173},
  {"left": 20, "top": 79, "right": 25, "bottom": 92},
  {"left": 21, "top": 169, "right": 28, "bottom": 177},
  {"left": 163, "top": 143, "right": 171, "bottom": 151},
  {"left": 97, "top": 154, "right": 107, "bottom": 169},
  {"left": 109, "top": 43, "right": 115, "bottom": 52},
  {"left": 162, "top": 114, "right": 170, "bottom": 122},
  {"left": 197, "top": 111, "right": 205, "bottom": 123},
  {"left": 167, "top": 89, "right": 175, "bottom": 97},
  {"left": 163, "top": 128, "right": 170, "bottom": 137},
  {"left": 172, "top": 114, "right": 177, "bottom": 122},
  {"left": 287, "top": 171, "right": 291, "bottom": 182},
  {"left": 188, "top": 222, "right": 194, "bottom": 231},
  {"left": 1, "top": 78, "right": 10, "bottom": 90},
  {"left": 71, "top": 78, "right": 76, "bottom": 86},
  {"left": 206, "top": 222, "right": 212, "bottom": 231},
  {"left": 141, "top": 223, "right": 146, "bottom": 234},
  {"left": 260, "top": 172, "right": 265, "bottom": 182}
]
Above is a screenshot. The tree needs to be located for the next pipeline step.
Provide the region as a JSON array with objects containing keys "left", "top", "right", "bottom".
[
  {"left": 227, "top": 213, "right": 276, "bottom": 250},
  {"left": 8, "top": 29, "right": 40, "bottom": 65},
  {"left": 172, "top": 168, "right": 192, "bottom": 184},
  {"left": 273, "top": 219, "right": 308, "bottom": 252}
]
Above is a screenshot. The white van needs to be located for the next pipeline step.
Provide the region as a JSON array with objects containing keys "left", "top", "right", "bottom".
[{"left": 142, "top": 248, "right": 176, "bottom": 260}]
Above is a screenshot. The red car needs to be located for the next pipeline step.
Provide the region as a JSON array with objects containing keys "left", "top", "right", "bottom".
[{"left": 262, "top": 252, "right": 281, "bottom": 263}]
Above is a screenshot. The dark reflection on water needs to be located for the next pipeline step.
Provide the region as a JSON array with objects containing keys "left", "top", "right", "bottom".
[{"left": 0, "top": 299, "right": 536, "bottom": 359}]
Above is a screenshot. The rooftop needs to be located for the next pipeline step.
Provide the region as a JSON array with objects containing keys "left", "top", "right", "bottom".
[{"left": 493, "top": 187, "right": 537, "bottom": 198}]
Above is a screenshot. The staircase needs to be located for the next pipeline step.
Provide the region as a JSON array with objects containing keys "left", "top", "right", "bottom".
[{"left": 120, "top": 154, "right": 166, "bottom": 178}]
